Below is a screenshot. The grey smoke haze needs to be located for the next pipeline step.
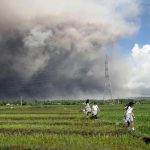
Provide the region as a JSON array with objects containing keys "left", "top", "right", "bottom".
[{"left": 0, "top": 0, "right": 141, "bottom": 99}]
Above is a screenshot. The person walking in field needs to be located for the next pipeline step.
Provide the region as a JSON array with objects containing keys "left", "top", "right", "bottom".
[
  {"left": 124, "top": 102, "right": 135, "bottom": 131},
  {"left": 83, "top": 99, "right": 91, "bottom": 117},
  {"left": 91, "top": 101, "right": 99, "bottom": 119}
]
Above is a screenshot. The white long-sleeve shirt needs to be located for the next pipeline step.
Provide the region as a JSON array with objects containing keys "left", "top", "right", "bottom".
[
  {"left": 92, "top": 105, "right": 99, "bottom": 111},
  {"left": 126, "top": 106, "right": 133, "bottom": 114},
  {"left": 92, "top": 105, "right": 99, "bottom": 115}
]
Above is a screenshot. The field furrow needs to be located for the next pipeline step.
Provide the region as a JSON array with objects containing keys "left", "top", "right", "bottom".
[{"left": 0, "top": 103, "right": 149, "bottom": 150}]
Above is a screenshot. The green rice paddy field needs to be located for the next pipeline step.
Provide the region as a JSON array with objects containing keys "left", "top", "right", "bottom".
[{"left": 0, "top": 102, "right": 149, "bottom": 150}]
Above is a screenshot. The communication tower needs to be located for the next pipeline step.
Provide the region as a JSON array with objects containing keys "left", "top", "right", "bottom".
[{"left": 103, "top": 55, "right": 113, "bottom": 101}]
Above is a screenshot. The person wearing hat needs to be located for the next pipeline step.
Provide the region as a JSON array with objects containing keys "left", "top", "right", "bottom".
[{"left": 124, "top": 102, "right": 135, "bottom": 130}]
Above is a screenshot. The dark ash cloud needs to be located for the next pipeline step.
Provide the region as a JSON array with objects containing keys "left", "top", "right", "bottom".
[{"left": 0, "top": 0, "right": 141, "bottom": 99}]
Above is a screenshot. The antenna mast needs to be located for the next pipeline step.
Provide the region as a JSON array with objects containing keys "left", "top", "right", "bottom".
[{"left": 103, "top": 55, "right": 113, "bottom": 101}]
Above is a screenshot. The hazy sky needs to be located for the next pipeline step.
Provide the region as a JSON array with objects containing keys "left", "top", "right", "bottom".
[{"left": 0, "top": 0, "right": 150, "bottom": 99}]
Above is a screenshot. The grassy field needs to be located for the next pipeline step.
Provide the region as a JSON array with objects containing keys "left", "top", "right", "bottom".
[{"left": 0, "top": 102, "right": 149, "bottom": 150}]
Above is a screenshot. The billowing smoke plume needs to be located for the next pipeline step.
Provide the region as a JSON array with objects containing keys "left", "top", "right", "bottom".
[{"left": 0, "top": 0, "right": 141, "bottom": 99}]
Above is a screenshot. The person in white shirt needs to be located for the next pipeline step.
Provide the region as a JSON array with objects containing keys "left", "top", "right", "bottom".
[
  {"left": 92, "top": 101, "right": 99, "bottom": 119},
  {"left": 124, "top": 102, "right": 135, "bottom": 130},
  {"left": 83, "top": 99, "right": 91, "bottom": 117}
]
